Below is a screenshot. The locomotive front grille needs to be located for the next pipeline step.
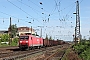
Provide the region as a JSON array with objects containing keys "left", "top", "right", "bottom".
[{"left": 19, "top": 43, "right": 28, "bottom": 48}]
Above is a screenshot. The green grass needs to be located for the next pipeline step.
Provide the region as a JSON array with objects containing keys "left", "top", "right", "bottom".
[
  {"left": 0, "top": 41, "right": 18, "bottom": 47},
  {"left": 0, "top": 38, "right": 18, "bottom": 47},
  {"left": 62, "top": 49, "right": 71, "bottom": 60},
  {"left": 0, "top": 43, "right": 9, "bottom": 47}
]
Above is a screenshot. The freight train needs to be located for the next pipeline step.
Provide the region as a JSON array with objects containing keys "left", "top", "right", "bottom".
[{"left": 19, "top": 34, "right": 65, "bottom": 50}]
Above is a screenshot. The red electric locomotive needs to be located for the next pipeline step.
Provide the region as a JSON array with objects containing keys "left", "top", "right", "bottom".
[
  {"left": 19, "top": 34, "right": 65, "bottom": 50},
  {"left": 19, "top": 35, "right": 43, "bottom": 50}
]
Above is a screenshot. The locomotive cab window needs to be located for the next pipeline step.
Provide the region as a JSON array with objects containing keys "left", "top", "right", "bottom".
[
  {"left": 19, "top": 36, "right": 29, "bottom": 40},
  {"left": 19, "top": 36, "right": 24, "bottom": 40},
  {"left": 24, "top": 36, "right": 29, "bottom": 40}
]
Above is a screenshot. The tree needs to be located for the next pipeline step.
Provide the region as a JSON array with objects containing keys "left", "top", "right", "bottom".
[
  {"left": 11, "top": 38, "right": 18, "bottom": 46},
  {"left": 9, "top": 24, "right": 17, "bottom": 38},
  {"left": 45, "top": 34, "right": 48, "bottom": 40},
  {"left": 49, "top": 36, "right": 52, "bottom": 40},
  {"left": 88, "top": 37, "right": 90, "bottom": 40},
  {"left": 1, "top": 34, "right": 10, "bottom": 42}
]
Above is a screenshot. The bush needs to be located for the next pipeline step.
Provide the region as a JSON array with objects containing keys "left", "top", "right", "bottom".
[
  {"left": 74, "top": 40, "right": 90, "bottom": 60},
  {"left": 11, "top": 38, "right": 18, "bottom": 46},
  {"left": 0, "top": 34, "right": 10, "bottom": 42}
]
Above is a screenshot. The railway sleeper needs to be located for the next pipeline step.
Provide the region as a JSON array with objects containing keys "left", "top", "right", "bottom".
[{"left": 44, "top": 49, "right": 66, "bottom": 60}]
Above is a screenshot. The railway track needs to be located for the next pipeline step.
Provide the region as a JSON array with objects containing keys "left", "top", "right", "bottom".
[
  {"left": 0, "top": 48, "right": 43, "bottom": 60},
  {"left": 44, "top": 47, "right": 67, "bottom": 60},
  {"left": 0, "top": 44, "right": 69, "bottom": 60},
  {"left": 36, "top": 44, "right": 70, "bottom": 60}
]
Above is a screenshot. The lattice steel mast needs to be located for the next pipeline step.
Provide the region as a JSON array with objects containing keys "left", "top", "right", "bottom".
[{"left": 74, "top": 0, "right": 81, "bottom": 43}]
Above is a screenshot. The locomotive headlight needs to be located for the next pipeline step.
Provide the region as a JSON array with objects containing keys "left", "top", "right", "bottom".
[
  {"left": 20, "top": 41, "right": 22, "bottom": 43},
  {"left": 26, "top": 41, "right": 28, "bottom": 43}
]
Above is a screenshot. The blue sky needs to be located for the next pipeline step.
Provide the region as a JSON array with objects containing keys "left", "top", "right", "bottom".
[{"left": 0, "top": 0, "right": 90, "bottom": 41}]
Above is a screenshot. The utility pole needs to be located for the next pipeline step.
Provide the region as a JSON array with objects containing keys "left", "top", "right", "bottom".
[
  {"left": 31, "top": 26, "right": 32, "bottom": 35},
  {"left": 73, "top": 0, "right": 81, "bottom": 44},
  {"left": 28, "top": 22, "right": 32, "bottom": 35},
  {"left": 38, "top": 26, "right": 44, "bottom": 38},
  {"left": 41, "top": 28, "right": 42, "bottom": 38},
  {"left": 9, "top": 17, "right": 12, "bottom": 45}
]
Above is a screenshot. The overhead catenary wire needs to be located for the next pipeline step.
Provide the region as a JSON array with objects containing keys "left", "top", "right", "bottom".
[
  {"left": 17, "top": 0, "right": 42, "bottom": 16},
  {"left": 17, "top": 0, "right": 49, "bottom": 24},
  {"left": 0, "top": 0, "right": 84, "bottom": 40},
  {"left": 50, "top": 0, "right": 60, "bottom": 15},
  {"left": 28, "top": 0, "right": 49, "bottom": 14},
  {"left": 52, "top": 0, "right": 76, "bottom": 40},
  {"left": 0, "top": 0, "right": 50, "bottom": 33},
  {"left": 7, "top": 0, "right": 43, "bottom": 25},
  {"left": 7, "top": 0, "right": 33, "bottom": 18},
  {"left": 28, "top": 0, "right": 42, "bottom": 9},
  {"left": 63, "top": 0, "right": 84, "bottom": 27},
  {"left": 0, "top": 11, "right": 40, "bottom": 27},
  {"left": 28, "top": 0, "right": 51, "bottom": 19},
  {"left": 0, "top": 11, "right": 29, "bottom": 22},
  {"left": 50, "top": 0, "right": 75, "bottom": 19},
  {"left": 59, "top": 1, "right": 76, "bottom": 28}
]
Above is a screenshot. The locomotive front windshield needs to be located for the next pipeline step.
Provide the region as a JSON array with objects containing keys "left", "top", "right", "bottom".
[{"left": 19, "top": 36, "right": 29, "bottom": 40}]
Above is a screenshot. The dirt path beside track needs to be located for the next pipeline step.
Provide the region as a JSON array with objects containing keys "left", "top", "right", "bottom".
[{"left": 62, "top": 48, "right": 82, "bottom": 60}]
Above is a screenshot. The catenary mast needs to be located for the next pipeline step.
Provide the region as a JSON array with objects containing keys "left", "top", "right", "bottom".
[{"left": 74, "top": 0, "right": 81, "bottom": 44}]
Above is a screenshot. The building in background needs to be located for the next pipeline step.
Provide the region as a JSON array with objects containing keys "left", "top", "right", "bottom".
[
  {"left": 17, "top": 27, "right": 35, "bottom": 36},
  {"left": 0, "top": 27, "right": 36, "bottom": 37},
  {"left": 0, "top": 30, "right": 8, "bottom": 35}
]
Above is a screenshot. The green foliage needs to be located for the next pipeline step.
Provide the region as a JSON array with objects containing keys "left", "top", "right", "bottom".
[
  {"left": 0, "top": 43, "right": 9, "bottom": 47},
  {"left": 0, "top": 34, "right": 18, "bottom": 47},
  {"left": 74, "top": 40, "right": 90, "bottom": 60},
  {"left": 0, "top": 34, "right": 10, "bottom": 42},
  {"left": 11, "top": 38, "right": 18, "bottom": 46},
  {"left": 0, "top": 34, "right": 9, "bottom": 47},
  {"left": 45, "top": 34, "right": 48, "bottom": 40},
  {"left": 62, "top": 49, "right": 71, "bottom": 60},
  {"left": 49, "top": 36, "right": 52, "bottom": 40},
  {"left": 9, "top": 24, "right": 17, "bottom": 38},
  {"left": 88, "top": 37, "right": 90, "bottom": 40},
  {"left": 13, "top": 38, "right": 18, "bottom": 44}
]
